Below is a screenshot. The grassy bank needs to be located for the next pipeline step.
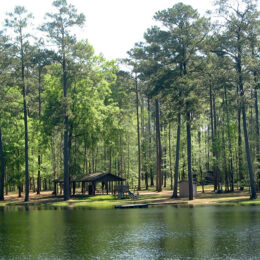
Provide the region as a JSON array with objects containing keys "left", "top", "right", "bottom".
[{"left": 0, "top": 189, "right": 260, "bottom": 209}]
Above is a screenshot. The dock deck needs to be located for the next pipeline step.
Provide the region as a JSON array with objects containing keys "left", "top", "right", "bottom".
[{"left": 115, "top": 203, "right": 148, "bottom": 209}]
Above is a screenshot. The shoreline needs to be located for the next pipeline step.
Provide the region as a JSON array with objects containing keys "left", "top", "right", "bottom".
[{"left": 0, "top": 189, "right": 259, "bottom": 209}]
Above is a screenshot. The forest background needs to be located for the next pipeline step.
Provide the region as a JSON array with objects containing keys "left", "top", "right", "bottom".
[{"left": 0, "top": 0, "right": 259, "bottom": 201}]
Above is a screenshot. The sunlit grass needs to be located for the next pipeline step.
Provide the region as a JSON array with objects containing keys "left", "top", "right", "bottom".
[{"left": 50, "top": 195, "right": 133, "bottom": 209}]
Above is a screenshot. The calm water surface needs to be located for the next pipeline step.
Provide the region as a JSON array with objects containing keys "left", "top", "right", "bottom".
[{"left": 0, "top": 205, "right": 260, "bottom": 259}]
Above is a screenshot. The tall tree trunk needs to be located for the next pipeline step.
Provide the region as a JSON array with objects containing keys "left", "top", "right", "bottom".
[
  {"left": 172, "top": 113, "right": 181, "bottom": 198},
  {"left": 37, "top": 154, "right": 41, "bottom": 194},
  {"left": 147, "top": 98, "right": 154, "bottom": 187},
  {"left": 18, "top": 186, "right": 22, "bottom": 198},
  {"left": 135, "top": 78, "right": 141, "bottom": 190},
  {"left": 127, "top": 141, "right": 130, "bottom": 181},
  {"left": 224, "top": 85, "right": 234, "bottom": 191},
  {"left": 21, "top": 39, "right": 29, "bottom": 202},
  {"left": 119, "top": 136, "right": 123, "bottom": 178},
  {"left": 168, "top": 123, "right": 173, "bottom": 189},
  {"left": 141, "top": 96, "right": 145, "bottom": 184},
  {"left": 250, "top": 41, "right": 259, "bottom": 160},
  {"left": 207, "top": 125, "right": 210, "bottom": 171},
  {"left": 68, "top": 122, "right": 73, "bottom": 176},
  {"left": 0, "top": 125, "right": 5, "bottom": 200},
  {"left": 37, "top": 70, "right": 42, "bottom": 195},
  {"left": 254, "top": 70, "right": 260, "bottom": 190},
  {"left": 51, "top": 137, "right": 57, "bottom": 181},
  {"left": 237, "top": 88, "right": 243, "bottom": 189},
  {"left": 241, "top": 102, "right": 256, "bottom": 199},
  {"left": 186, "top": 112, "right": 193, "bottom": 200},
  {"left": 83, "top": 138, "right": 88, "bottom": 175},
  {"left": 5, "top": 172, "right": 8, "bottom": 196},
  {"left": 210, "top": 84, "right": 219, "bottom": 191},
  {"left": 221, "top": 115, "right": 228, "bottom": 191},
  {"left": 155, "top": 99, "right": 162, "bottom": 192},
  {"left": 59, "top": 133, "right": 63, "bottom": 176},
  {"left": 63, "top": 46, "right": 70, "bottom": 201},
  {"left": 163, "top": 126, "right": 167, "bottom": 188},
  {"left": 144, "top": 173, "right": 148, "bottom": 190},
  {"left": 198, "top": 131, "right": 204, "bottom": 193},
  {"left": 237, "top": 38, "right": 256, "bottom": 199}
]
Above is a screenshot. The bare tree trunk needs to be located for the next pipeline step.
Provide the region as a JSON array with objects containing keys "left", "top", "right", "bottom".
[
  {"left": 210, "top": 84, "right": 219, "bottom": 191},
  {"left": 172, "top": 113, "right": 181, "bottom": 198},
  {"left": 155, "top": 99, "right": 162, "bottom": 192},
  {"left": 135, "top": 78, "right": 141, "bottom": 190},
  {"left": 169, "top": 123, "right": 173, "bottom": 189},
  {"left": 198, "top": 131, "right": 204, "bottom": 193},
  {"left": 237, "top": 89, "right": 243, "bottom": 189},
  {"left": 241, "top": 102, "right": 256, "bottom": 199},
  {"left": 224, "top": 85, "right": 234, "bottom": 191},
  {"left": 144, "top": 173, "right": 148, "bottom": 189},
  {"left": 186, "top": 112, "right": 193, "bottom": 200},
  {"left": 0, "top": 125, "right": 5, "bottom": 200},
  {"left": 127, "top": 141, "right": 130, "bottom": 180},
  {"left": 37, "top": 70, "right": 42, "bottom": 195},
  {"left": 32, "top": 177, "right": 35, "bottom": 193},
  {"left": 221, "top": 117, "right": 228, "bottom": 191},
  {"left": 63, "top": 47, "right": 70, "bottom": 201},
  {"left": 18, "top": 186, "right": 22, "bottom": 198},
  {"left": 51, "top": 136, "right": 57, "bottom": 181},
  {"left": 21, "top": 40, "right": 29, "bottom": 202},
  {"left": 163, "top": 126, "right": 167, "bottom": 188},
  {"left": 148, "top": 98, "right": 154, "bottom": 187},
  {"left": 119, "top": 136, "right": 123, "bottom": 178},
  {"left": 237, "top": 41, "right": 256, "bottom": 199},
  {"left": 254, "top": 70, "right": 260, "bottom": 190},
  {"left": 5, "top": 173, "right": 8, "bottom": 196}
]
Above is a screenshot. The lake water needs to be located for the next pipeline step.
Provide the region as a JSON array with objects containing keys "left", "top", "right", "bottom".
[{"left": 0, "top": 205, "right": 260, "bottom": 259}]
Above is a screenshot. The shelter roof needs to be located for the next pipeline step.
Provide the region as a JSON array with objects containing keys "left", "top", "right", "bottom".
[
  {"left": 54, "top": 173, "right": 125, "bottom": 183},
  {"left": 81, "top": 172, "right": 125, "bottom": 182}
]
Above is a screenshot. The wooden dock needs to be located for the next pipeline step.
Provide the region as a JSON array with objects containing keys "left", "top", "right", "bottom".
[{"left": 115, "top": 203, "right": 148, "bottom": 209}]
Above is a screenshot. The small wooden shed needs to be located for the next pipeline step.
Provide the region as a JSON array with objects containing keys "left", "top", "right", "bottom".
[{"left": 179, "top": 180, "right": 197, "bottom": 198}]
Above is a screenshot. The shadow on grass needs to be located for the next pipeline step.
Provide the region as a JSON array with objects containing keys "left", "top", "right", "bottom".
[
  {"left": 1, "top": 190, "right": 258, "bottom": 209},
  {"left": 196, "top": 191, "right": 250, "bottom": 199}
]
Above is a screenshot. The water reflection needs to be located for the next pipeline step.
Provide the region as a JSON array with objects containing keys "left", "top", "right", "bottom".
[{"left": 0, "top": 205, "right": 260, "bottom": 259}]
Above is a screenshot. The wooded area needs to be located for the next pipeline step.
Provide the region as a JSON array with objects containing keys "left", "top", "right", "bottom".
[{"left": 0, "top": 0, "right": 259, "bottom": 202}]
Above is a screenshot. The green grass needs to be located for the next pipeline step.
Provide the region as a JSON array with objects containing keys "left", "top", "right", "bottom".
[
  {"left": 197, "top": 185, "right": 214, "bottom": 192},
  {"left": 49, "top": 193, "right": 172, "bottom": 208},
  {"left": 1, "top": 188, "right": 260, "bottom": 209},
  {"left": 235, "top": 199, "right": 260, "bottom": 205},
  {"left": 50, "top": 194, "right": 135, "bottom": 209}
]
